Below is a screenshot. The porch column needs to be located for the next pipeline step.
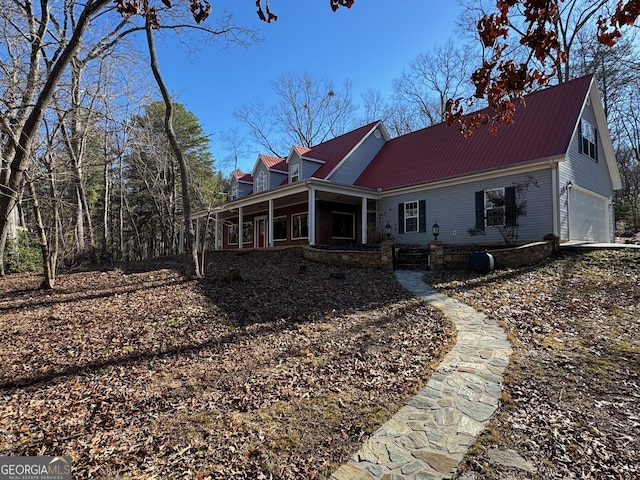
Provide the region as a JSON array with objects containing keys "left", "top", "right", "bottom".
[
  {"left": 179, "top": 222, "right": 185, "bottom": 254},
  {"left": 238, "top": 207, "right": 244, "bottom": 250},
  {"left": 268, "top": 199, "right": 274, "bottom": 248},
  {"left": 308, "top": 187, "right": 316, "bottom": 246},
  {"left": 215, "top": 213, "right": 220, "bottom": 250},
  {"left": 361, "top": 197, "right": 368, "bottom": 245}
]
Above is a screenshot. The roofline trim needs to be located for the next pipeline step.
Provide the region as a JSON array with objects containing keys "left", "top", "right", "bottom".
[{"left": 377, "top": 159, "right": 555, "bottom": 197}]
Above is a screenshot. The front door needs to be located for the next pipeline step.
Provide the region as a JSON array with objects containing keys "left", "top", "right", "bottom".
[{"left": 255, "top": 217, "right": 267, "bottom": 248}]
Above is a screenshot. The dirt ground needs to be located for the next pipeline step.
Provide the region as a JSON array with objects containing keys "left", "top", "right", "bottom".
[
  {"left": 0, "top": 248, "right": 454, "bottom": 479},
  {"left": 2, "top": 248, "right": 637, "bottom": 479}
]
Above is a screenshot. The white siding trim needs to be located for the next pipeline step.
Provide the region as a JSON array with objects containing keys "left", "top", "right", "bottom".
[{"left": 551, "top": 162, "right": 560, "bottom": 237}]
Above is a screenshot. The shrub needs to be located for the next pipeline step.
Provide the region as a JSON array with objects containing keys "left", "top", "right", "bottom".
[{"left": 4, "top": 231, "right": 41, "bottom": 274}]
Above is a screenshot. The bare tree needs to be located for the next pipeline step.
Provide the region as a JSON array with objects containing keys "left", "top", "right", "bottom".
[
  {"left": 236, "top": 71, "right": 358, "bottom": 157},
  {"left": 219, "top": 128, "right": 251, "bottom": 172},
  {"left": 393, "top": 40, "right": 479, "bottom": 126}
]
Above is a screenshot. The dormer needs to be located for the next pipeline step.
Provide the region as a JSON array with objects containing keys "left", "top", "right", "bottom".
[
  {"left": 286, "top": 145, "right": 323, "bottom": 183},
  {"left": 285, "top": 121, "right": 385, "bottom": 185},
  {"left": 251, "top": 154, "right": 287, "bottom": 194},
  {"left": 230, "top": 170, "right": 253, "bottom": 200}
]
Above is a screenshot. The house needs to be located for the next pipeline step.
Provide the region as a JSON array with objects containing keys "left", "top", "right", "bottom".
[{"left": 189, "top": 74, "right": 621, "bottom": 252}]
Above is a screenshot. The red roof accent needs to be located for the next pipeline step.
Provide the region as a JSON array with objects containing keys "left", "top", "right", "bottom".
[
  {"left": 293, "top": 145, "right": 311, "bottom": 157},
  {"left": 260, "top": 154, "right": 287, "bottom": 171},
  {"left": 355, "top": 76, "right": 592, "bottom": 190},
  {"left": 233, "top": 170, "right": 253, "bottom": 183},
  {"left": 302, "top": 121, "right": 378, "bottom": 179}
]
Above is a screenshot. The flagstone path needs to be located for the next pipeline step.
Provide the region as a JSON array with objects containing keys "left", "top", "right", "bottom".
[{"left": 330, "top": 270, "right": 513, "bottom": 480}]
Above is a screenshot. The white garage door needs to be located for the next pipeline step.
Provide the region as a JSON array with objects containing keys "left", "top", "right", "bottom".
[{"left": 569, "top": 188, "right": 609, "bottom": 242}]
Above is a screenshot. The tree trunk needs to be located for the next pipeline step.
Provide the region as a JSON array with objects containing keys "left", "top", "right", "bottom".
[
  {"left": 144, "top": 5, "right": 200, "bottom": 277},
  {"left": 103, "top": 160, "right": 110, "bottom": 260},
  {"left": 27, "top": 179, "right": 55, "bottom": 289},
  {"left": 119, "top": 154, "right": 124, "bottom": 261},
  {"left": 75, "top": 186, "right": 86, "bottom": 252}
]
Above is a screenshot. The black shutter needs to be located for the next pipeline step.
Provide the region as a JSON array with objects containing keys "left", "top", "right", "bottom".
[
  {"left": 594, "top": 129, "right": 599, "bottom": 162},
  {"left": 398, "top": 203, "right": 404, "bottom": 234},
  {"left": 475, "top": 191, "right": 485, "bottom": 230},
  {"left": 578, "top": 120, "right": 583, "bottom": 155},
  {"left": 418, "top": 200, "right": 427, "bottom": 233},
  {"left": 505, "top": 186, "right": 517, "bottom": 226}
]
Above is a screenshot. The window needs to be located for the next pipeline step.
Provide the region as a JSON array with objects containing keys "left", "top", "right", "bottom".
[
  {"left": 291, "top": 212, "right": 308, "bottom": 239},
  {"left": 397, "top": 200, "right": 426, "bottom": 234},
  {"left": 580, "top": 118, "right": 598, "bottom": 161},
  {"left": 404, "top": 201, "right": 419, "bottom": 233},
  {"left": 291, "top": 163, "right": 300, "bottom": 183},
  {"left": 485, "top": 188, "right": 505, "bottom": 227},
  {"left": 475, "top": 187, "right": 517, "bottom": 230},
  {"left": 231, "top": 185, "right": 238, "bottom": 201},
  {"left": 273, "top": 216, "right": 287, "bottom": 241},
  {"left": 228, "top": 224, "right": 238, "bottom": 245},
  {"left": 255, "top": 171, "right": 266, "bottom": 193},
  {"left": 242, "top": 222, "right": 253, "bottom": 244},
  {"left": 332, "top": 212, "right": 355, "bottom": 239}
]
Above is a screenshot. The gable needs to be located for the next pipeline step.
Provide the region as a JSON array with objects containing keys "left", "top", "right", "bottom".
[
  {"left": 325, "top": 123, "right": 388, "bottom": 184},
  {"left": 576, "top": 81, "right": 621, "bottom": 190},
  {"left": 304, "top": 121, "right": 381, "bottom": 180}
]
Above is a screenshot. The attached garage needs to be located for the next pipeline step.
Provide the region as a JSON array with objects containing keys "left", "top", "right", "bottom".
[{"left": 568, "top": 186, "right": 610, "bottom": 242}]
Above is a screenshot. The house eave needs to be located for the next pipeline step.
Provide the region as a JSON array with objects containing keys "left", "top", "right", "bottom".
[{"left": 377, "top": 158, "right": 556, "bottom": 197}]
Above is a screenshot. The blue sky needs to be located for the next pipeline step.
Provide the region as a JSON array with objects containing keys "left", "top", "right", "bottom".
[{"left": 150, "top": 1, "right": 466, "bottom": 173}]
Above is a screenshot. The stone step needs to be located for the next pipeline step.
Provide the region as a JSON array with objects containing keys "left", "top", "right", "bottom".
[{"left": 395, "top": 247, "right": 430, "bottom": 270}]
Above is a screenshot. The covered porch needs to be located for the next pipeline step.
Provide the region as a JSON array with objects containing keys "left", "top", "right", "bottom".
[{"left": 183, "top": 179, "right": 381, "bottom": 252}]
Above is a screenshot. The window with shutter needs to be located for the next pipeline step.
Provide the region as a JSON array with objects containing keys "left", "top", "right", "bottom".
[
  {"left": 485, "top": 188, "right": 505, "bottom": 227},
  {"left": 398, "top": 200, "right": 426, "bottom": 234},
  {"left": 404, "top": 201, "right": 419, "bottom": 233}
]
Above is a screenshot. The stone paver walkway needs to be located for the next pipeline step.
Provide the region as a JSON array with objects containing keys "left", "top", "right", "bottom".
[{"left": 330, "top": 270, "right": 513, "bottom": 480}]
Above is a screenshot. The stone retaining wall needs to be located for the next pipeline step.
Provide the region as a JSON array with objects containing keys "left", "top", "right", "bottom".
[
  {"left": 490, "top": 241, "right": 555, "bottom": 268},
  {"left": 304, "top": 242, "right": 393, "bottom": 270},
  {"left": 440, "top": 240, "right": 556, "bottom": 270},
  {"left": 306, "top": 240, "right": 555, "bottom": 271}
]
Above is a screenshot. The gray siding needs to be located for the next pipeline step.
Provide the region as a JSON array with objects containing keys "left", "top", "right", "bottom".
[
  {"left": 301, "top": 159, "right": 321, "bottom": 179},
  {"left": 288, "top": 155, "right": 321, "bottom": 182},
  {"left": 231, "top": 177, "right": 253, "bottom": 199},
  {"left": 378, "top": 168, "right": 554, "bottom": 246},
  {"left": 270, "top": 170, "right": 287, "bottom": 188},
  {"left": 558, "top": 102, "right": 615, "bottom": 241},
  {"left": 252, "top": 163, "right": 269, "bottom": 193},
  {"left": 328, "top": 127, "right": 386, "bottom": 184}
]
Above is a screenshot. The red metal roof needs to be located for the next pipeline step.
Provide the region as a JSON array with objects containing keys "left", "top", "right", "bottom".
[
  {"left": 304, "top": 121, "right": 379, "bottom": 179},
  {"left": 260, "top": 154, "right": 287, "bottom": 171},
  {"left": 233, "top": 170, "right": 253, "bottom": 183},
  {"left": 355, "top": 75, "right": 593, "bottom": 190},
  {"left": 292, "top": 145, "right": 311, "bottom": 157}
]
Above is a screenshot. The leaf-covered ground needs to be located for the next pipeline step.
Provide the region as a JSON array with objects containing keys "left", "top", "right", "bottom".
[
  {"left": 429, "top": 250, "right": 640, "bottom": 480},
  {"left": 0, "top": 248, "right": 455, "bottom": 479}
]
